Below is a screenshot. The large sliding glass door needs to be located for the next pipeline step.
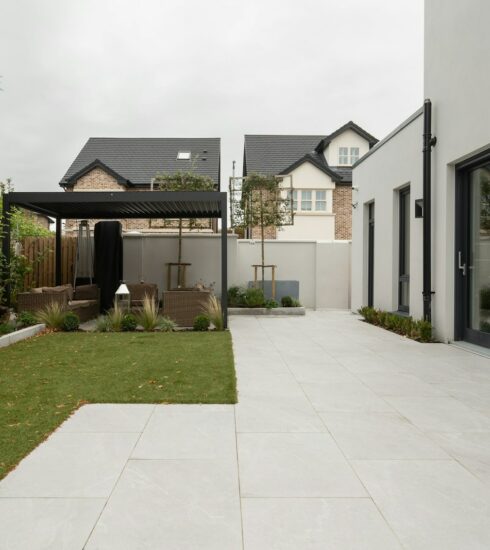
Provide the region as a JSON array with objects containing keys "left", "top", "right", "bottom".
[{"left": 456, "top": 154, "right": 490, "bottom": 348}]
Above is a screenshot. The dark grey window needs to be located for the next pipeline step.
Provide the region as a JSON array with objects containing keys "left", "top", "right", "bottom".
[{"left": 398, "top": 187, "right": 410, "bottom": 312}]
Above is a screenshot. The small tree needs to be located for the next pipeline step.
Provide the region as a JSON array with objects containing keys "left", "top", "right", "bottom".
[
  {"left": 231, "top": 173, "right": 292, "bottom": 289},
  {"left": 1, "top": 179, "right": 51, "bottom": 305},
  {"left": 153, "top": 170, "right": 215, "bottom": 287}
]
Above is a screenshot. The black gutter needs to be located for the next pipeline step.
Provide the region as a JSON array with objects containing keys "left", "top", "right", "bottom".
[{"left": 422, "top": 99, "right": 437, "bottom": 322}]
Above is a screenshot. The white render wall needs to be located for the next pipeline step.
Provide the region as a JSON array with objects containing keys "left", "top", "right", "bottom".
[
  {"left": 424, "top": 0, "right": 490, "bottom": 341},
  {"left": 324, "top": 129, "right": 370, "bottom": 167},
  {"left": 122, "top": 234, "right": 351, "bottom": 309},
  {"left": 351, "top": 112, "right": 424, "bottom": 318},
  {"left": 352, "top": 0, "right": 490, "bottom": 343},
  {"left": 278, "top": 160, "right": 336, "bottom": 241}
]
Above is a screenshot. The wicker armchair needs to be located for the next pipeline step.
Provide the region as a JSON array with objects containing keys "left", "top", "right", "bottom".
[
  {"left": 17, "top": 290, "right": 68, "bottom": 313},
  {"left": 127, "top": 283, "right": 159, "bottom": 309},
  {"left": 162, "top": 290, "right": 211, "bottom": 327}
]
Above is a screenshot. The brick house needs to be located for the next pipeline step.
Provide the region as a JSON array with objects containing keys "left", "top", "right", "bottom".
[
  {"left": 59, "top": 137, "right": 220, "bottom": 233},
  {"left": 243, "top": 122, "right": 377, "bottom": 240}
]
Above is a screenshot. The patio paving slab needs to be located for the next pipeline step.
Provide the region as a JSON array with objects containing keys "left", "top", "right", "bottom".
[
  {"left": 241, "top": 498, "right": 403, "bottom": 550},
  {"left": 320, "top": 411, "right": 450, "bottom": 460},
  {"left": 0, "top": 498, "right": 105, "bottom": 550},
  {"left": 352, "top": 459, "right": 490, "bottom": 550},
  {"left": 0, "top": 431, "right": 139, "bottom": 498},
  {"left": 84, "top": 459, "right": 242, "bottom": 550}
]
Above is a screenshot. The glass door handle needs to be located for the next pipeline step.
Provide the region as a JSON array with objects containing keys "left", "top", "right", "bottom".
[{"left": 458, "top": 251, "right": 467, "bottom": 276}]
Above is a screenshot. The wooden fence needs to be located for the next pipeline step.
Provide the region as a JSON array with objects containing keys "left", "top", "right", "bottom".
[{"left": 21, "top": 236, "right": 77, "bottom": 288}]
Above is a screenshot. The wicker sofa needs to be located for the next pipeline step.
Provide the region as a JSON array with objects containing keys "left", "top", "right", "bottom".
[
  {"left": 17, "top": 283, "right": 99, "bottom": 323},
  {"left": 162, "top": 289, "right": 211, "bottom": 327}
]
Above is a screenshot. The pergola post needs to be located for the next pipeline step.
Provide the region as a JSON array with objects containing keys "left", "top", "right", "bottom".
[
  {"left": 55, "top": 218, "right": 62, "bottom": 286},
  {"left": 1, "top": 193, "right": 11, "bottom": 307},
  {"left": 221, "top": 195, "right": 228, "bottom": 329}
]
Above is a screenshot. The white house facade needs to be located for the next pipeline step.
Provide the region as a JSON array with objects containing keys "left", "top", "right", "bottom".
[
  {"left": 243, "top": 122, "right": 377, "bottom": 241},
  {"left": 352, "top": 0, "right": 490, "bottom": 348}
]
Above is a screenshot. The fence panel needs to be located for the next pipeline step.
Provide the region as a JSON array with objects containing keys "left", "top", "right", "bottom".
[{"left": 20, "top": 237, "right": 77, "bottom": 289}]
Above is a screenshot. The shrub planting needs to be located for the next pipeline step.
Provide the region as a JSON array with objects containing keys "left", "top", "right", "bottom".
[
  {"left": 17, "top": 311, "right": 37, "bottom": 327},
  {"left": 36, "top": 302, "right": 65, "bottom": 330},
  {"left": 193, "top": 314, "right": 210, "bottom": 331},
  {"left": 121, "top": 313, "right": 138, "bottom": 332},
  {"left": 157, "top": 316, "right": 176, "bottom": 332},
  {"left": 265, "top": 299, "right": 279, "bottom": 309},
  {"left": 204, "top": 295, "right": 224, "bottom": 330},
  {"left": 228, "top": 286, "right": 245, "bottom": 307},
  {"left": 62, "top": 311, "right": 80, "bottom": 332},
  {"left": 243, "top": 287, "right": 265, "bottom": 307},
  {"left": 358, "top": 306, "right": 433, "bottom": 343},
  {"left": 0, "top": 322, "right": 15, "bottom": 336},
  {"left": 95, "top": 315, "right": 111, "bottom": 332},
  {"left": 281, "top": 296, "right": 293, "bottom": 307},
  {"left": 107, "top": 304, "right": 124, "bottom": 332}
]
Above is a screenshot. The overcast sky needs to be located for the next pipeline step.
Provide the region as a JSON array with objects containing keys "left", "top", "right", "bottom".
[{"left": 0, "top": 0, "right": 423, "bottom": 192}]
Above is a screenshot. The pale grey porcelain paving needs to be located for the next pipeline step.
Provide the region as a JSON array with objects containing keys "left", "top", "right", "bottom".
[
  {"left": 0, "top": 431, "right": 139, "bottom": 498},
  {"left": 85, "top": 459, "right": 242, "bottom": 550},
  {"left": 0, "top": 498, "right": 105, "bottom": 550},
  {"left": 57, "top": 403, "right": 155, "bottom": 433},
  {"left": 320, "top": 411, "right": 450, "bottom": 460},
  {"left": 132, "top": 404, "right": 236, "bottom": 459},
  {"left": 2, "top": 311, "right": 490, "bottom": 549},
  {"left": 352, "top": 460, "right": 490, "bottom": 550},
  {"left": 242, "top": 498, "right": 403, "bottom": 550}
]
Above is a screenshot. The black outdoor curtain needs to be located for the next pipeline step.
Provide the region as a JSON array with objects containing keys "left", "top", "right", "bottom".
[{"left": 94, "top": 221, "right": 123, "bottom": 312}]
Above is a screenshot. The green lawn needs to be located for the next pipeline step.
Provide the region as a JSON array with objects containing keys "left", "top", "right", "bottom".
[{"left": 0, "top": 331, "right": 236, "bottom": 479}]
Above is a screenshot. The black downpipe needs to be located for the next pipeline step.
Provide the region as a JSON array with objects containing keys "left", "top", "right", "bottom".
[{"left": 422, "top": 99, "right": 437, "bottom": 322}]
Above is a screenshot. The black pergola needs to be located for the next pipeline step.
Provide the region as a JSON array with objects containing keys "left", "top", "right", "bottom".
[{"left": 2, "top": 191, "right": 228, "bottom": 327}]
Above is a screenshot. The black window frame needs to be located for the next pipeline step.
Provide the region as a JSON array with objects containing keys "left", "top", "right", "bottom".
[
  {"left": 398, "top": 187, "right": 410, "bottom": 312},
  {"left": 367, "top": 201, "right": 375, "bottom": 307}
]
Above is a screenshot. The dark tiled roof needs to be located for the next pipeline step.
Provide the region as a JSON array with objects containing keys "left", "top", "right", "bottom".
[
  {"left": 280, "top": 152, "right": 342, "bottom": 182},
  {"left": 60, "top": 137, "right": 220, "bottom": 187},
  {"left": 243, "top": 135, "right": 325, "bottom": 176},
  {"left": 330, "top": 166, "right": 352, "bottom": 183}
]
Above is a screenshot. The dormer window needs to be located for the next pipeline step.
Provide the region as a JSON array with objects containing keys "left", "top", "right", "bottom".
[
  {"left": 339, "top": 147, "right": 360, "bottom": 165},
  {"left": 177, "top": 151, "right": 191, "bottom": 160}
]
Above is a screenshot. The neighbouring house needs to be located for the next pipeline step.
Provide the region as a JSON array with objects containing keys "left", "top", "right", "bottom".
[
  {"left": 351, "top": 0, "right": 490, "bottom": 348},
  {"left": 60, "top": 137, "right": 220, "bottom": 233},
  {"left": 243, "top": 122, "right": 377, "bottom": 240}
]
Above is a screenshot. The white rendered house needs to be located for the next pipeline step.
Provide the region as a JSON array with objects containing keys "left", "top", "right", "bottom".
[
  {"left": 352, "top": 0, "right": 490, "bottom": 348},
  {"left": 243, "top": 122, "right": 377, "bottom": 241}
]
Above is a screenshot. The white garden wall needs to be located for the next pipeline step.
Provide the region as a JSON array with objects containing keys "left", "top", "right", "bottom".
[{"left": 122, "top": 234, "right": 351, "bottom": 309}]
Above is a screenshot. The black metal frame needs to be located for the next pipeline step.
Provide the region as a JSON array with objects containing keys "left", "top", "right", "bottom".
[
  {"left": 398, "top": 187, "right": 410, "bottom": 313},
  {"left": 454, "top": 149, "right": 490, "bottom": 348},
  {"left": 1, "top": 191, "right": 229, "bottom": 328}
]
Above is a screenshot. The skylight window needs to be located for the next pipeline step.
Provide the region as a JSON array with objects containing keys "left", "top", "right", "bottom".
[{"left": 177, "top": 151, "right": 191, "bottom": 160}]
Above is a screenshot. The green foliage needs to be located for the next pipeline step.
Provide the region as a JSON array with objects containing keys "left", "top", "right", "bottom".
[
  {"left": 265, "top": 299, "right": 279, "bottom": 309},
  {"left": 358, "top": 306, "right": 433, "bottom": 343},
  {"left": 62, "top": 311, "right": 80, "bottom": 332},
  {"left": 121, "top": 313, "right": 138, "bottom": 332},
  {"left": 281, "top": 295, "right": 293, "bottom": 307},
  {"left": 136, "top": 295, "right": 160, "bottom": 331},
  {"left": 203, "top": 295, "right": 224, "bottom": 330},
  {"left": 36, "top": 302, "right": 65, "bottom": 330},
  {"left": 480, "top": 286, "right": 490, "bottom": 310},
  {"left": 243, "top": 287, "right": 265, "bottom": 308},
  {"left": 480, "top": 320, "right": 490, "bottom": 333},
  {"left": 231, "top": 173, "right": 292, "bottom": 231},
  {"left": 228, "top": 285, "right": 245, "bottom": 307},
  {"left": 95, "top": 315, "right": 111, "bottom": 332},
  {"left": 193, "top": 314, "right": 210, "bottom": 331},
  {"left": 157, "top": 316, "right": 176, "bottom": 332},
  {"left": 107, "top": 304, "right": 124, "bottom": 332},
  {"left": 291, "top": 298, "right": 301, "bottom": 307},
  {"left": 17, "top": 311, "right": 37, "bottom": 328},
  {"left": 0, "top": 322, "right": 15, "bottom": 336}
]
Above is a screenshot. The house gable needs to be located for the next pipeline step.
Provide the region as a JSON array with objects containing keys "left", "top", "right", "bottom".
[{"left": 280, "top": 157, "right": 337, "bottom": 190}]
